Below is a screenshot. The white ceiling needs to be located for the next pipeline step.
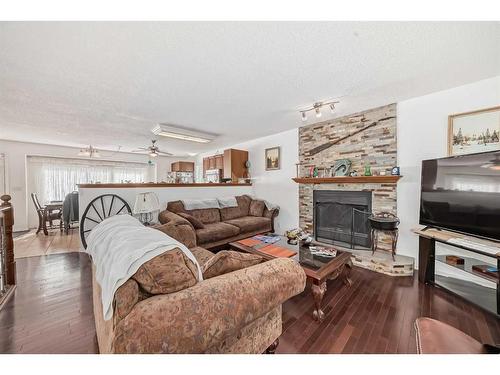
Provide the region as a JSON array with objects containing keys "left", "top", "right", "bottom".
[{"left": 0, "top": 22, "right": 499, "bottom": 156}]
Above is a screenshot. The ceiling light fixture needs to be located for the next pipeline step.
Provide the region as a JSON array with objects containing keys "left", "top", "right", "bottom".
[
  {"left": 152, "top": 124, "right": 216, "bottom": 143},
  {"left": 78, "top": 145, "right": 100, "bottom": 158},
  {"left": 299, "top": 100, "right": 339, "bottom": 122}
]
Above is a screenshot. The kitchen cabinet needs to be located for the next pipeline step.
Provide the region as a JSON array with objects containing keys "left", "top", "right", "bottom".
[
  {"left": 223, "top": 149, "right": 249, "bottom": 182},
  {"left": 171, "top": 161, "right": 194, "bottom": 172}
]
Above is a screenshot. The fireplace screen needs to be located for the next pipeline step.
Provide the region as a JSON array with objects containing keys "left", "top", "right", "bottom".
[{"left": 314, "top": 191, "right": 372, "bottom": 248}]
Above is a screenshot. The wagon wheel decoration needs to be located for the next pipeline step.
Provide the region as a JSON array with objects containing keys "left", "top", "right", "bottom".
[{"left": 80, "top": 194, "right": 132, "bottom": 249}]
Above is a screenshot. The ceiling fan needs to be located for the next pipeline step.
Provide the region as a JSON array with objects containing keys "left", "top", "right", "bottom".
[{"left": 132, "top": 140, "right": 173, "bottom": 157}]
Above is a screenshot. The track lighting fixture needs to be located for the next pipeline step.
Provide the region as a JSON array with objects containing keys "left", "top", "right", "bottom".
[{"left": 299, "top": 100, "right": 339, "bottom": 122}]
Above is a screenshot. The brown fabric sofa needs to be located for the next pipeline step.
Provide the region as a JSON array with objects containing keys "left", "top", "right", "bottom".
[
  {"left": 92, "top": 219, "right": 306, "bottom": 354},
  {"left": 159, "top": 195, "right": 279, "bottom": 249}
]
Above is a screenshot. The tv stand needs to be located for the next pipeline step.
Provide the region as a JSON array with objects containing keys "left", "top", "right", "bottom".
[{"left": 413, "top": 227, "right": 500, "bottom": 316}]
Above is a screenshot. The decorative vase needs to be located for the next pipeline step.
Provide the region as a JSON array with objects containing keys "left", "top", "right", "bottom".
[{"left": 364, "top": 165, "right": 372, "bottom": 176}]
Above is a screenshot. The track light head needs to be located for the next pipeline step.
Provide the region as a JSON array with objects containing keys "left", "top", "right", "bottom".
[
  {"left": 299, "top": 100, "right": 339, "bottom": 121},
  {"left": 315, "top": 107, "right": 322, "bottom": 118}
]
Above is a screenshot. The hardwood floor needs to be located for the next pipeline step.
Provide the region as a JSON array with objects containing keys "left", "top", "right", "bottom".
[
  {"left": 0, "top": 252, "right": 499, "bottom": 354},
  {"left": 13, "top": 229, "right": 80, "bottom": 259},
  {"left": 0, "top": 253, "right": 97, "bottom": 353}
]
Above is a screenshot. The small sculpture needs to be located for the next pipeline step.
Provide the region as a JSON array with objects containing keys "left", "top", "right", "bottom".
[
  {"left": 332, "top": 159, "right": 352, "bottom": 176},
  {"left": 285, "top": 228, "right": 311, "bottom": 245}
]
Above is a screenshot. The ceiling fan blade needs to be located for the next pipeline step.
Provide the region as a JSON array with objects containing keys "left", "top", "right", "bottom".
[
  {"left": 157, "top": 151, "right": 173, "bottom": 156},
  {"left": 131, "top": 149, "right": 147, "bottom": 153}
]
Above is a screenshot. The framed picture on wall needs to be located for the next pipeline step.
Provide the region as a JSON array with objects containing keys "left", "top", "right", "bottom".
[
  {"left": 265, "top": 147, "right": 280, "bottom": 170},
  {"left": 448, "top": 106, "right": 500, "bottom": 156}
]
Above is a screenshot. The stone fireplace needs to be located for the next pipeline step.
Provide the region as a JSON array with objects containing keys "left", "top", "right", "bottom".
[
  {"left": 297, "top": 103, "right": 398, "bottom": 252},
  {"left": 314, "top": 190, "right": 372, "bottom": 248}
]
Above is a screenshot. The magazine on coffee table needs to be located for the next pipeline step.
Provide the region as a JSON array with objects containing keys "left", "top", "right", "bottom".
[{"left": 252, "top": 233, "right": 281, "bottom": 244}]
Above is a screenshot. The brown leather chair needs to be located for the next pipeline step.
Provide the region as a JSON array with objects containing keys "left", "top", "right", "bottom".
[{"left": 415, "top": 317, "right": 500, "bottom": 354}]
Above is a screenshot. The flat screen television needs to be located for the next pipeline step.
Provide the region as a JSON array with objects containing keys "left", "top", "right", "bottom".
[{"left": 419, "top": 150, "right": 500, "bottom": 241}]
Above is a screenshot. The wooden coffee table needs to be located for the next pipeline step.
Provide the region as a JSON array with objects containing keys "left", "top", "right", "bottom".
[{"left": 229, "top": 235, "right": 353, "bottom": 322}]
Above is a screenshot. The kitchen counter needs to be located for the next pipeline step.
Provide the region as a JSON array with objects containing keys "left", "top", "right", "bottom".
[{"left": 78, "top": 182, "right": 251, "bottom": 188}]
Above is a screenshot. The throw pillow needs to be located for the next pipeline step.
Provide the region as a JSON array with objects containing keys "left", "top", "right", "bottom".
[
  {"left": 178, "top": 212, "right": 205, "bottom": 229},
  {"left": 249, "top": 200, "right": 265, "bottom": 217},
  {"left": 202, "top": 250, "right": 264, "bottom": 279},
  {"left": 132, "top": 248, "right": 199, "bottom": 294}
]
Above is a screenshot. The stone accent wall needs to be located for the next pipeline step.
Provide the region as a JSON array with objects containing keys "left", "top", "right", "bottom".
[
  {"left": 298, "top": 104, "right": 398, "bottom": 250},
  {"left": 299, "top": 103, "right": 397, "bottom": 177}
]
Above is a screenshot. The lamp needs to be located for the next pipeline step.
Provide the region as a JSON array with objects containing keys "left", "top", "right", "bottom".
[
  {"left": 299, "top": 100, "right": 339, "bottom": 122},
  {"left": 133, "top": 192, "right": 160, "bottom": 226}
]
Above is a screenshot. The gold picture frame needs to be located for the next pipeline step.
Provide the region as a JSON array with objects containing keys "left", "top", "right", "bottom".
[
  {"left": 265, "top": 147, "right": 280, "bottom": 170},
  {"left": 448, "top": 105, "right": 500, "bottom": 156}
]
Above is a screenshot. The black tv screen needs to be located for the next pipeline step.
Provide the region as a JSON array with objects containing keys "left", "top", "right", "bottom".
[{"left": 419, "top": 150, "right": 500, "bottom": 241}]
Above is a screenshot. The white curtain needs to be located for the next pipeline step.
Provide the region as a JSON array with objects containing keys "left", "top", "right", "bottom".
[{"left": 28, "top": 156, "right": 149, "bottom": 203}]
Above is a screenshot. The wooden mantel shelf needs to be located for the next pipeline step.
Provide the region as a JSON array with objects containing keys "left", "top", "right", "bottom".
[{"left": 292, "top": 176, "right": 402, "bottom": 184}]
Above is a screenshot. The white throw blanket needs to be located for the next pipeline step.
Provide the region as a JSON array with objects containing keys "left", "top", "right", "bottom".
[
  {"left": 217, "top": 196, "right": 238, "bottom": 208},
  {"left": 181, "top": 198, "right": 220, "bottom": 210},
  {"left": 86, "top": 214, "right": 202, "bottom": 321}
]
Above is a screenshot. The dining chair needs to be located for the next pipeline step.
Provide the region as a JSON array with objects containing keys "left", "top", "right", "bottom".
[{"left": 31, "top": 193, "right": 62, "bottom": 235}]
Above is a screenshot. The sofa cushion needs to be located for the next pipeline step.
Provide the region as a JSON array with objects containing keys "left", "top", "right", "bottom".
[
  {"left": 190, "top": 246, "right": 215, "bottom": 266},
  {"left": 132, "top": 248, "right": 199, "bottom": 295},
  {"left": 224, "top": 216, "right": 272, "bottom": 234},
  {"left": 114, "top": 279, "right": 139, "bottom": 322},
  {"left": 153, "top": 222, "right": 197, "bottom": 249},
  {"left": 220, "top": 195, "right": 252, "bottom": 221},
  {"left": 202, "top": 250, "right": 264, "bottom": 279},
  {"left": 249, "top": 200, "right": 265, "bottom": 217},
  {"left": 178, "top": 212, "right": 205, "bottom": 229},
  {"left": 195, "top": 222, "right": 240, "bottom": 244},
  {"left": 167, "top": 200, "right": 221, "bottom": 224},
  {"left": 189, "top": 208, "right": 221, "bottom": 224}
]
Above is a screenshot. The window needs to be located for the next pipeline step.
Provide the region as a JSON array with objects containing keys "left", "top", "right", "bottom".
[{"left": 28, "top": 156, "right": 151, "bottom": 203}]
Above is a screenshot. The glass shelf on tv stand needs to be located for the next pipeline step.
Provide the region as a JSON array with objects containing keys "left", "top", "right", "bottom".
[
  {"left": 436, "top": 255, "right": 498, "bottom": 284},
  {"left": 415, "top": 227, "right": 500, "bottom": 316}
]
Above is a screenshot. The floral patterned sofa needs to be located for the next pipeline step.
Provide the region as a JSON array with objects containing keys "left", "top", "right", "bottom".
[{"left": 92, "top": 218, "right": 306, "bottom": 354}]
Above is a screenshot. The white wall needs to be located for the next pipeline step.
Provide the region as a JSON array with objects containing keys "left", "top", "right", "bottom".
[
  {"left": 397, "top": 76, "right": 500, "bottom": 281},
  {"left": 0, "top": 139, "right": 190, "bottom": 231},
  {"left": 197, "top": 128, "right": 299, "bottom": 234}
]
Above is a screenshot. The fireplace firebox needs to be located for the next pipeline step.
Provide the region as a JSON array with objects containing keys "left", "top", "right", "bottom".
[{"left": 313, "top": 190, "right": 372, "bottom": 248}]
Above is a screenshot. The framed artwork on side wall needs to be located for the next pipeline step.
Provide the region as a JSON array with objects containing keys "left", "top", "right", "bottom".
[
  {"left": 265, "top": 147, "right": 280, "bottom": 170},
  {"left": 448, "top": 106, "right": 500, "bottom": 156}
]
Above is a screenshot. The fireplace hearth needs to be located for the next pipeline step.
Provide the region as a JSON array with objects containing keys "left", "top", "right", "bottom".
[{"left": 314, "top": 190, "right": 372, "bottom": 248}]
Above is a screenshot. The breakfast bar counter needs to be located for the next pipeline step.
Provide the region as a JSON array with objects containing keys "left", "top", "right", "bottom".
[
  {"left": 78, "top": 182, "right": 251, "bottom": 188},
  {"left": 77, "top": 182, "right": 254, "bottom": 248}
]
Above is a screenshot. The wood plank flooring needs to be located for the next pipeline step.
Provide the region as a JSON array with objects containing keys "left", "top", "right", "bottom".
[
  {"left": 1, "top": 252, "right": 499, "bottom": 353},
  {"left": 13, "top": 229, "right": 80, "bottom": 259}
]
